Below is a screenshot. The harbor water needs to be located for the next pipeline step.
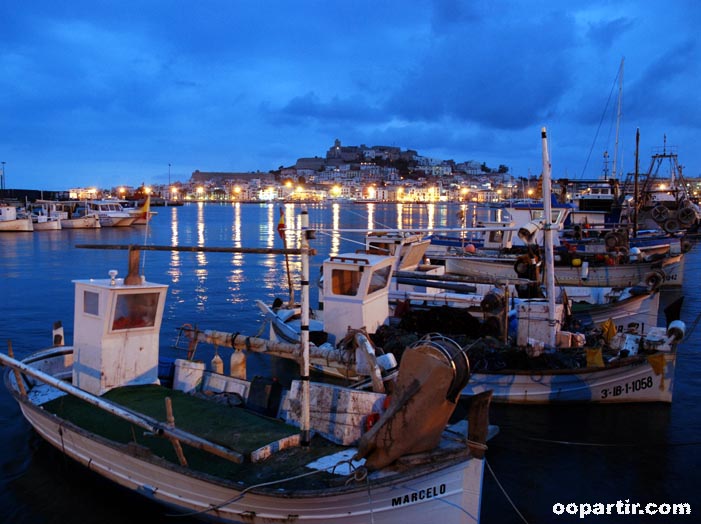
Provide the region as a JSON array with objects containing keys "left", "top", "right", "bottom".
[{"left": 0, "top": 202, "right": 698, "bottom": 523}]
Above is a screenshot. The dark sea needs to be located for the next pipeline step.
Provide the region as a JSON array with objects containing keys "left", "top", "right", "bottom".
[{"left": 1, "top": 202, "right": 699, "bottom": 523}]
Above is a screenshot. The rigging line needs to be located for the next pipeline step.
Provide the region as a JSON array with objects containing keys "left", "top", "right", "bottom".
[
  {"left": 315, "top": 229, "right": 367, "bottom": 250},
  {"left": 524, "top": 436, "right": 701, "bottom": 448},
  {"left": 486, "top": 459, "right": 530, "bottom": 524},
  {"left": 580, "top": 66, "right": 622, "bottom": 178},
  {"left": 167, "top": 467, "right": 328, "bottom": 518}
]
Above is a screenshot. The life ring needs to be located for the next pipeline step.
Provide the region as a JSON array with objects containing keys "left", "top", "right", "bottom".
[
  {"left": 604, "top": 232, "right": 620, "bottom": 249},
  {"left": 644, "top": 270, "right": 665, "bottom": 290},
  {"left": 678, "top": 206, "right": 696, "bottom": 226},
  {"left": 663, "top": 218, "right": 680, "bottom": 234},
  {"left": 651, "top": 205, "right": 670, "bottom": 223}
]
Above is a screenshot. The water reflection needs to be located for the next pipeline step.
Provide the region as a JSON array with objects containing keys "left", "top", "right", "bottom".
[
  {"left": 426, "top": 203, "right": 435, "bottom": 230},
  {"left": 330, "top": 203, "right": 341, "bottom": 257},
  {"left": 366, "top": 203, "right": 375, "bottom": 230},
  {"left": 195, "top": 202, "right": 208, "bottom": 311},
  {"left": 228, "top": 202, "right": 244, "bottom": 305},
  {"left": 169, "top": 206, "right": 180, "bottom": 283}
]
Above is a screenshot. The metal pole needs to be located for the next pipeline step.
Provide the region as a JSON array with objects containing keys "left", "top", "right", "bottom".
[
  {"left": 541, "top": 127, "right": 557, "bottom": 349},
  {"left": 300, "top": 205, "right": 311, "bottom": 447},
  {"left": 167, "top": 163, "right": 171, "bottom": 206},
  {"left": 1, "top": 161, "right": 5, "bottom": 191}
]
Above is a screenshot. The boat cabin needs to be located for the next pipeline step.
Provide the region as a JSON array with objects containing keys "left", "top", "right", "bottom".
[
  {"left": 321, "top": 253, "right": 394, "bottom": 344},
  {"left": 72, "top": 270, "right": 168, "bottom": 396}
]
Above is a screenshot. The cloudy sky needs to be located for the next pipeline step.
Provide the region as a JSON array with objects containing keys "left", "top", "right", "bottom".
[{"left": 2, "top": 0, "right": 700, "bottom": 190}]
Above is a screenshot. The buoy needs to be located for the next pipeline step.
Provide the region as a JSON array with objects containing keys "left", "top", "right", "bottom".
[
  {"left": 580, "top": 261, "right": 589, "bottom": 281},
  {"left": 211, "top": 349, "right": 224, "bottom": 374},
  {"left": 230, "top": 349, "right": 246, "bottom": 379},
  {"left": 667, "top": 320, "right": 686, "bottom": 341},
  {"left": 572, "top": 258, "right": 582, "bottom": 267}
]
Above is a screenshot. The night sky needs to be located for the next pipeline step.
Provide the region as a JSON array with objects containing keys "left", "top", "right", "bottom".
[{"left": 2, "top": 0, "right": 700, "bottom": 189}]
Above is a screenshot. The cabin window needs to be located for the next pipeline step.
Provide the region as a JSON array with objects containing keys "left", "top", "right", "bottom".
[
  {"left": 367, "top": 266, "right": 391, "bottom": 294},
  {"left": 489, "top": 230, "right": 504, "bottom": 243},
  {"left": 367, "top": 242, "right": 392, "bottom": 256},
  {"left": 331, "top": 269, "right": 361, "bottom": 296},
  {"left": 112, "top": 292, "right": 160, "bottom": 330},
  {"left": 83, "top": 291, "right": 100, "bottom": 316}
]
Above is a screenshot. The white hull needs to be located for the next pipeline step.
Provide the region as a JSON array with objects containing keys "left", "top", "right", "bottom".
[
  {"left": 99, "top": 215, "right": 136, "bottom": 227},
  {"left": 0, "top": 217, "right": 33, "bottom": 232},
  {"left": 463, "top": 352, "right": 676, "bottom": 404},
  {"left": 570, "top": 290, "right": 660, "bottom": 331},
  {"left": 6, "top": 346, "right": 486, "bottom": 524},
  {"left": 60, "top": 215, "right": 102, "bottom": 229},
  {"left": 445, "top": 254, "right": 684, "bottom": 288},
  {"left": 19, "top": 402, "right": 483, "bottom": 523},
  {"left": 32, "top": 218, "right": 61, "bottom": 231}
]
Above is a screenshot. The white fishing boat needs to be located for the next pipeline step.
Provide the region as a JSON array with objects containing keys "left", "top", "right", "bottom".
[
  {"left": 0, "top": 203, "right": 33, "bottom": 232},
  {"left": 441, "top": 250, "right": 684, "bottom": 288},
  {"left": 1, "top": 224, "right": 494, "bottom": 523},
  {"left": 84, "top": 199, "right": 136, "bottom": 227},
  {"left": 28, "top": 201, "right": 62, "bottom": 231},
  {"left": 38, "top": 200, "right": 102, "bottom": 229},
  {"left": 120, "top": 196, "right": 158, "bottom": 225}
]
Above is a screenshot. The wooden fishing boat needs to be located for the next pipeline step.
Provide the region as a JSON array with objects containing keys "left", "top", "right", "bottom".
[
  {"left": 1, "top": 229, "right": 493, "bottom": 523},
  {"left": 256, "top": 129, "right": 687, "bottom": 404},
  {"left": 0, "top": 203, "right": 33, "bottom": 232},
  {"left": 441, "top": 250, "right": 684, "bottom": 288},
  {"left": 28, "top": 201, "right": 62, "bottom": 231},
  {"left": 36, "top": 200, "right": 102, "bottom": 229},
  {"left": 84, "top": 199, "right": 136, "bottom": 227}
]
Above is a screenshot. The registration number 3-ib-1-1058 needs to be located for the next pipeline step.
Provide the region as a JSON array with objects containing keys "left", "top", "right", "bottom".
[{"left": 600, "top": 376, "right": 654, "bottom": 399}]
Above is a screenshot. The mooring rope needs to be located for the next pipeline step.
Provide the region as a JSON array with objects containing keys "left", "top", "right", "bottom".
[{"left": 486, "top": 459, "right": 530, "bottom": 524}]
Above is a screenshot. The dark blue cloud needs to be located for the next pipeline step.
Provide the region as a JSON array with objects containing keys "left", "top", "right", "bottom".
[{"left": 1, "top": 0, "right": 700, "bottom": 188}]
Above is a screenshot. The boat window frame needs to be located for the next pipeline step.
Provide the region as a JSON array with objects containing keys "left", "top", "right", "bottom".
[{"left": 110, "top": 291, "right": 161, "bottom": 331}]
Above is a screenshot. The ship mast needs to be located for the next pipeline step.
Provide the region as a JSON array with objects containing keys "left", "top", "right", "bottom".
[
  {"left": 612, "top": 57, "right": 624, "bottom": 180},
  {"left": 541, "top": 127, "right": 557, "bottom": 348}
]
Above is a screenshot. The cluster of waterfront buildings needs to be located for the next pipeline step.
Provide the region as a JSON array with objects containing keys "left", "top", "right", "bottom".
[
  {"left": 59, "top": 139, "right": 528, "bottom": 204},
  {"left": 5, "top": 139, "right": 701, "bottom": 205}
]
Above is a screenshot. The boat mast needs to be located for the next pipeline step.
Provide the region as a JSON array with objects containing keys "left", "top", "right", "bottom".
[
  {"left": 541, "top": 127, "right": 557, "bottom": 348},
  {"left": 612, "top": 57, "right": 624, "bottom": 180},
  {"left": 634, "top": 128, "right": 640, "bottom": 237}
]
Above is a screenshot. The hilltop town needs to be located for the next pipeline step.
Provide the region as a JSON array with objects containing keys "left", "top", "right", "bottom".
[{"left": 3, "top": 138, "right": 699, "bottom": 204}]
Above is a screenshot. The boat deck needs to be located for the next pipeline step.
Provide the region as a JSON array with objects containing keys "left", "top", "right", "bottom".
[{"left": 40, "top": 384, "right": 351, "bottom": 487}]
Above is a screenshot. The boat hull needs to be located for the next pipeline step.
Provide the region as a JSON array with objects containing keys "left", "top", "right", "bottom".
[
  {"left": 445, "top": 254, "right": 684, "bottom": 288},
  {"left": 99, "top": 215, "right": 136, "bottom": 227},
  {"left": 463, "top": 352, "right": 675, "bottom": 404},
  {"left": 32, "top": 218, "right": 62, "bottom": 231},
  {"left": 5, "top": 348, "right": 486, "bottom": 524},
  {"left": 60, "top": 215, "right": 102, "bottom": 229},
  {"left": 0, "top": 216, "right": 33, "bottom": 232}
]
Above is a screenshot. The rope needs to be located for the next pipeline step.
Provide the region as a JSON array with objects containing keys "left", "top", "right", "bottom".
[
  {"left": 167, "top": 456, "right": 364, "bottom": 518},
  {"left": 524, "top": 436, "right": 701, "bottom": 448},
  {"left": 486, "top": 459, "right": 530, "bottom": 524}
]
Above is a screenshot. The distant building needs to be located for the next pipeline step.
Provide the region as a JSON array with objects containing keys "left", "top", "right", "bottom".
[{"left": 190, "top": 170, "right": 274, "bottom": 185}]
